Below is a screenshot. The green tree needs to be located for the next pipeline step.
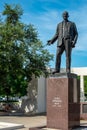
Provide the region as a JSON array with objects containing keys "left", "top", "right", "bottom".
[
  {"left": 84, "top": 76, "right": 87, "bottom": 98},
  {"left": 0, "top": 4, "right": 53, "bottom": 100}
]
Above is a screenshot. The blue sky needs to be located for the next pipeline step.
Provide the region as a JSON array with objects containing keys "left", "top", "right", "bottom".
[{"left": 0, "top": 0, "right": 87, "bottom": 69}]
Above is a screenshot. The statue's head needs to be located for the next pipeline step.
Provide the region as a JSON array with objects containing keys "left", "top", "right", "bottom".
[{"left": 62, "top": 11, "right": 69, "bottom": 20}]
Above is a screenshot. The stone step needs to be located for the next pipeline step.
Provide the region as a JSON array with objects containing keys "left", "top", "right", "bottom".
[{"left": 0, "top": 122, "right": 24, "bottom": 130}]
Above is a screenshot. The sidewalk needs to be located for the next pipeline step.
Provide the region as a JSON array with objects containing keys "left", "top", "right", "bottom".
[{"left": 0, "top": 115, "right": 46, "bottom": 130}]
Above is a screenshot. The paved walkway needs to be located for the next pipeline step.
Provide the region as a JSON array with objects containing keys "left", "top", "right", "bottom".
[
  {"left": 0, "top": 115, "right": 46, "bottom": 130},
  {"left": 0, "top": 115, "right": 87, "bottom": 130}
]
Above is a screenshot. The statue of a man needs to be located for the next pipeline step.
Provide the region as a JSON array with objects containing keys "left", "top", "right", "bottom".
[{"left": 47, "top": 11, "right": 78, "bottom": 73}]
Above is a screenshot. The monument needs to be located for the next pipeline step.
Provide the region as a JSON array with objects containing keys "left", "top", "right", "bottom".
[
  {"left": 29, "top": 11, "right": 80, "bottom": 130},
  {"left": 46, "top": 11, "right": 80, "bottom": 129}
]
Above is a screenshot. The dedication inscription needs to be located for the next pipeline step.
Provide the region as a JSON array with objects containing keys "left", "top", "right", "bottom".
[{"left": 52, "top": 96, "right": 62, "bottom": 107}]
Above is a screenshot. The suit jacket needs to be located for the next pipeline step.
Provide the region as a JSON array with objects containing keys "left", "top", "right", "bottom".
[{"left": 51, "top": 20, "right": 78, "bottom": 47}]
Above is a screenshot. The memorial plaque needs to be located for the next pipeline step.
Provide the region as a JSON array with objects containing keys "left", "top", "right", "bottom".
[{"left": 52, "top": 96, "right": 62, "bottom": 108}]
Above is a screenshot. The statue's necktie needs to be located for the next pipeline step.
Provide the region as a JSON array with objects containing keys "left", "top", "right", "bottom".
[{"left": 63, "top": 22, "right": 68, "bottom": 38}]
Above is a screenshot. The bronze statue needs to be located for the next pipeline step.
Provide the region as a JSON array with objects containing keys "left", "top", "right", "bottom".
[{"left": 47, "top": 11, "right": 78, "bottom": 73}]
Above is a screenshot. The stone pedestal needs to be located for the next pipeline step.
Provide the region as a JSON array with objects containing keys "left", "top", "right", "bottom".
[{"left": 47, "top": 73, "right": 80, "bottom": 130}]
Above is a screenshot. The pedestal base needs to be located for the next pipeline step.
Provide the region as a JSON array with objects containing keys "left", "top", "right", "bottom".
[{"left": 47, "top": 73, "right": 80, "bottom": 130}]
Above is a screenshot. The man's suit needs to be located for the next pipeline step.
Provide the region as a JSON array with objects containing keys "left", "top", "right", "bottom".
[{"left": 50, "top": 20, "right": 78, "bottom": 72}]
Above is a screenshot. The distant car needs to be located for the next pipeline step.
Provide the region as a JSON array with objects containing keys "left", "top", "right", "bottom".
[{"left": 0, "top": 97, "right": 6, "bottom": 101}]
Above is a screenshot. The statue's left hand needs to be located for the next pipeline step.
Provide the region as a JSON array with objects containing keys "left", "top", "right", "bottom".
[{"left": 71, "top": 41, "right": 75, "bottom": 48}]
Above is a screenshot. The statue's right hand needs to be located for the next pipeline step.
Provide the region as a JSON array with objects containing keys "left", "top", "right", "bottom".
[{"left": 47, "top": 40, "right": 52, "bottom": 45}]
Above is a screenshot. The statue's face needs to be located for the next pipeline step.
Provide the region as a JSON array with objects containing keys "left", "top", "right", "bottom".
[{"left": 62, "top": 13, "right": 68, "bottom": 20}]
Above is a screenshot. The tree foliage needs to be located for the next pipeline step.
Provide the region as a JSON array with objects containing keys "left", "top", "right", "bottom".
[
  {"left": 84, "top": 76, "right": 87, "bottom": 97},
  {"left": 0, "top": 4, "right": 53, "bottom": 99}
]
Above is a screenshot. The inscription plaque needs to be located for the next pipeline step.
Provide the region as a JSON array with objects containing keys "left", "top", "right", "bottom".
[{"left": 52, "top": 96, "right": 62, "bottom": 107}]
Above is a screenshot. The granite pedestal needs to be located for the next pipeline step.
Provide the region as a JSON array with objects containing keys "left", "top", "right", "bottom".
[{"left": 47, "top": 73, "right": 80, "bottom": 130}]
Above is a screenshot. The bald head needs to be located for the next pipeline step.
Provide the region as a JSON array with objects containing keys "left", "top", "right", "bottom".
[
  {"left": 62, "top": 11, "right": 69, "bottom": 17},
  {"left": 62, "top": 11, "right": 69, "bottom": 21}
]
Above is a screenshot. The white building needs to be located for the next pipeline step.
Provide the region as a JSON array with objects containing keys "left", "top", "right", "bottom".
[{"left": 71, "top": 67, "right": 87, "bottom": 101}]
